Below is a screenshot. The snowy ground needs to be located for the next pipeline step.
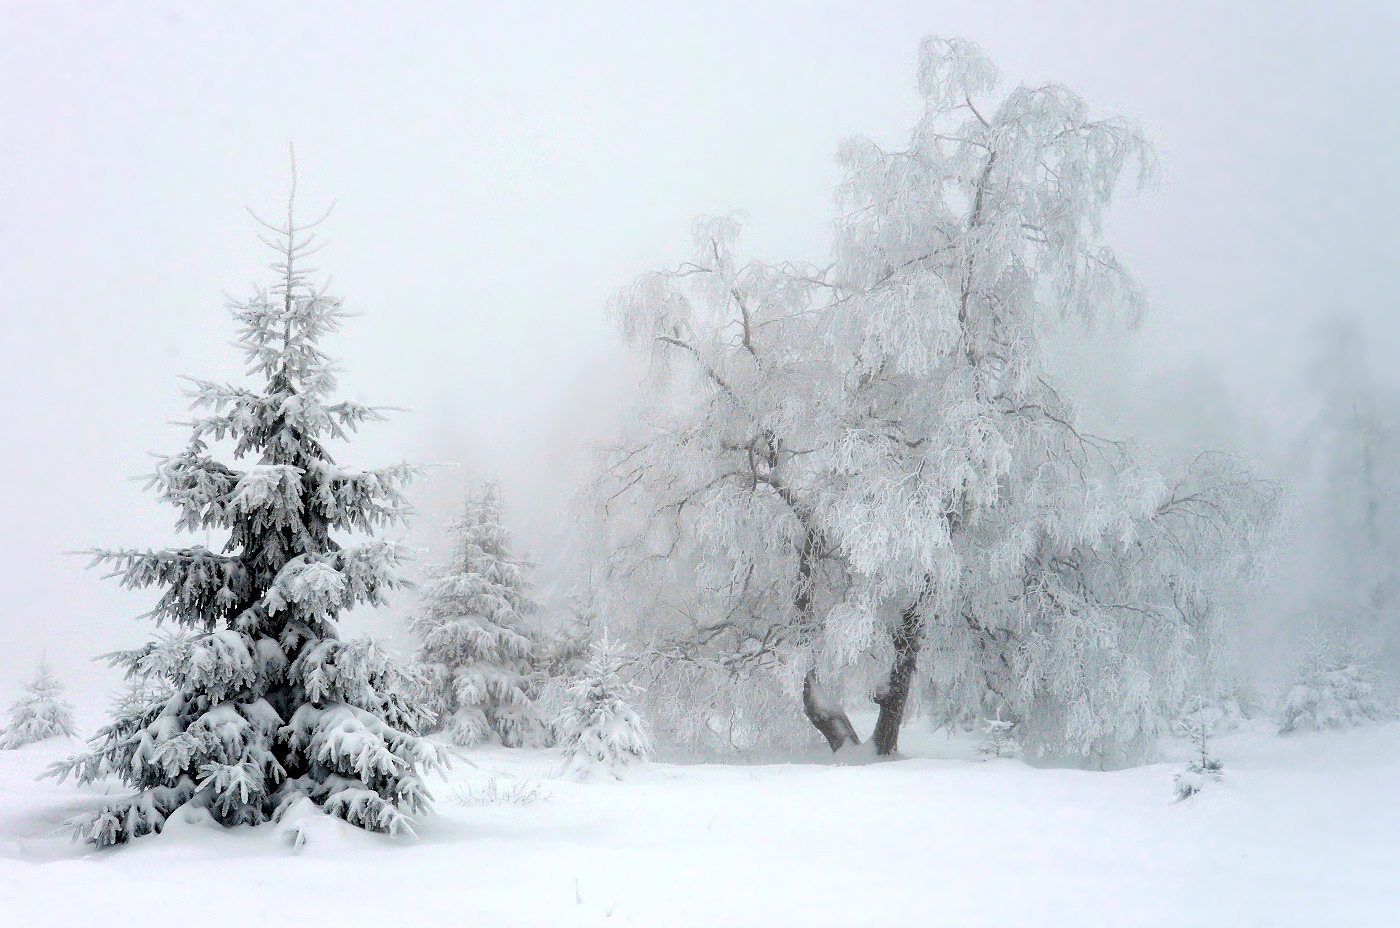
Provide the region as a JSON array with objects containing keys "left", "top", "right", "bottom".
[{"left": 2, "top": 706, "right": 1397, "bottom": 927}]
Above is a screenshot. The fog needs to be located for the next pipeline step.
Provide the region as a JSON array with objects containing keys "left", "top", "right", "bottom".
[{"left": 2, "top": 0, "right": 1397, "bottom": 695}]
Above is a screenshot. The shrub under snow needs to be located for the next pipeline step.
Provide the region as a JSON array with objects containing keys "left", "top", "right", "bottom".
[{"left": 1277, "top": 660, "right": 1390, "bottom": 735}]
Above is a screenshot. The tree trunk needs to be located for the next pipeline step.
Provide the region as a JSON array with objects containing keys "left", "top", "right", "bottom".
[
  {"left": 803, "top": 668, "right": 860, "bottom": 751},
  {"left": 871, "top": 601, "right": 924, "bottom": 756},
  {"left": 791, "top": 530, "right": 861, "bottom": 752}
]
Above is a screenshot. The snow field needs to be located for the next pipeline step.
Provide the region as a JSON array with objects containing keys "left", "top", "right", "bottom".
[{"left": 2, "top": 712, "right": 1397, "bottom": 927}]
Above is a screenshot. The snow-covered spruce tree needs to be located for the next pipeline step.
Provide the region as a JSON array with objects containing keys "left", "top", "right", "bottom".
[
  {"left": 557, "top": 637, "right": 650, "bottom": 778},
  {"left": 529, "top": 583, "right": 602, "bottom": 737},
  {"left": 412, "top": 481, "right": 547, "bottom": 747},
  {"left": 1, "top": 661, "right": 77, "bottom": 749},
  {"left": 45, "top": 175, "right": 445, "bottom": 846},
  {"left": 1277, "top": 657, "right": 1389, "bottom": 734},
  {"left": 535, "top": 587, "right": 599, "bottom": 684}
]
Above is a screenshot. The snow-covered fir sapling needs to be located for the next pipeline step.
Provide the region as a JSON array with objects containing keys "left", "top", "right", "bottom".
[
  {"left": 1277, "top": 657, "right": 1389, "bottom": 735},
  {"left": 977, "top": 708, "right": 1016, "bottom": 759},
  {"left": 530, "top": 587, "right": 602, "bottom": 740},
  {"left": 557, "top": 636, "right": 650, "bottom": 779},
  {"left": 44, "top": 160, "right": 446, "bottom": 846},
  {"left": 1, "top": 660, "right": 77, "bottom": 749},
  {"left": 412, "top": 481, "right": 548, "bottom": 747},
  {"left": 1173, "top": 697, "right": 1224, "bottom": 801}
]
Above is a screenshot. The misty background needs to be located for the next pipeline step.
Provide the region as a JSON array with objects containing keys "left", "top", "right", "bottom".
[{"left": 2, "top": 0, "right": 1396, "bottom": 701}]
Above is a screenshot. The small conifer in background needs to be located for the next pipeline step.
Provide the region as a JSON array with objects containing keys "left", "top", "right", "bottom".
[
  {"left": 557, "top": 636, "right": 650, "bottom": 779},
  {"left": 1, "top": 660, "right": 77, "bottom": 749},
  {"left": 413, "top": 482, "right": 547, "bottom": 747}
]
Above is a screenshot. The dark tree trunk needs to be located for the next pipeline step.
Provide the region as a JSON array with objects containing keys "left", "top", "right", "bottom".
[
  {"left": 871, "top": 601, "right": 924, "bottom": 756},
  {"left": 791, "top": 531, "right": 860, "bottom": 752},
  {"left": 803, "top": 668, "right": 860, "bottom": 751}
]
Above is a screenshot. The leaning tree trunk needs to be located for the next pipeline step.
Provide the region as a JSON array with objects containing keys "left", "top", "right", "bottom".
[
  {"left": 870, "top": 601, "right": 924, "bottom": 756},
  {"left": 802, "top": 668, "right": 860, "bottom": 751},
  {"left": 793, "top": 530, "right": 859, "bottom": 751}
]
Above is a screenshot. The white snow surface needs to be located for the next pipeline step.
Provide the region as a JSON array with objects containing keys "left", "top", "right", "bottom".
[{"left": 1, "top": 706, "right": 1396, "bottom": 927}]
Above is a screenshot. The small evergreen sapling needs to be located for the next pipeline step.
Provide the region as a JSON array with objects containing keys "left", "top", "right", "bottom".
[
  {"left": 977, "top": 709, "right": 1016, "bottom": 759},
  {"left": 530, "top": 590, "right": 600, "bottom": 742},
  {"left": 1, "top": 661, "right": 77, "bottom": 749},
  {"left": 557, "top": 637, "right": 650, "bottom": 779},
  {"left": 44, "top": 167, "right": 446, "bottom": 845},
  {"left": 1173, "top": 697, "right": 1224, "bottom": 801},
  {"left": 413, "top": 482, "right": 547, "bottom": 747}
]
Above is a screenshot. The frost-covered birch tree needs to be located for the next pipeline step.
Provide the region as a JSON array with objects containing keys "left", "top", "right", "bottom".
[
  {"left": 603, "top": 215, "right": 857, "bottom": 751},
  {"left": 600, "top": 36, "right": 1273, "bottom": 762},
  {"left": 46, "top": 169, "right": 445, "bottom": 845},
  {"left": 946, "top": 452, "right": 1275, "bottom": 763},
  {"left": 413, "top": 481, "right": 547, "bottom": 747},
  {"left": 808, "top": 35, "right": 1166, "bottom": 755}
]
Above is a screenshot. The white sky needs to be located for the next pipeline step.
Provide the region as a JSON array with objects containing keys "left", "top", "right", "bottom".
[{"left": 1, "top": 0, "right": 1396, "bottom": 693}]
